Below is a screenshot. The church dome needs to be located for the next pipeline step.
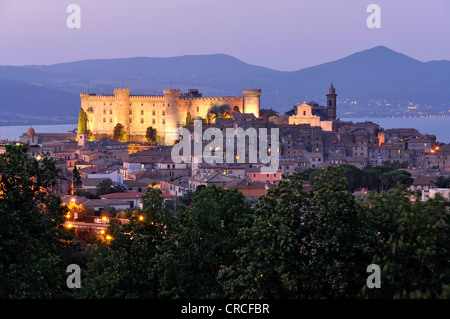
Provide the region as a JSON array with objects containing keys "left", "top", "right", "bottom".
[{"left": 27, "top": 127, "right": 35, "bottom": 136}]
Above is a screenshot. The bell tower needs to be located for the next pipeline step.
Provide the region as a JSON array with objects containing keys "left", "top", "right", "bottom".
[{"left": 326, "top": 82, "right": 337, "bottom": 121}]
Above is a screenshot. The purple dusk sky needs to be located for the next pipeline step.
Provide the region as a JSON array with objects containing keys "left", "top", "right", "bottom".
[{"left": 0, "top": 0, "right": 449, "bottom": 71}]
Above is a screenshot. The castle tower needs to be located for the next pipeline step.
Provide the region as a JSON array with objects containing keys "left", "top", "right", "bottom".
[
  {"left": 163, "top": 89, "right": 181, "bottom": 145},
  {"left": 114, "top": 88, "right": 131, "bottom": 140},
  {"left": 243, "top": 89, "right": 261, "bottom": 119},
  {"left": 326, "top": 82, "right": 337, "bottom": 121}
]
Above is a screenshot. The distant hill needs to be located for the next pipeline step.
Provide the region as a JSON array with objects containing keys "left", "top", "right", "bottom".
[{"left": 0, "top": 46, "right": 448, "bottom": 125}]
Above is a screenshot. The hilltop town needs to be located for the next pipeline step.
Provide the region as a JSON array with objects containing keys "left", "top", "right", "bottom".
[{"left": 4, "top": 85, "right": 449, "bottom": 231}]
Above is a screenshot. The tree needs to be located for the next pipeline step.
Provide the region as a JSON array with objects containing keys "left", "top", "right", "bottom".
[
  {"left": 78, "top": 108, "right": 87, "bottom": 135},
  {"left": 95, "top": 179, "right": 125, "bottom": 197},
  {"left": 112, "top": 123, "right": 127, "bottom": 142},
  {"left": 185, "top": 111, "right": 192, "bottom": 126},
  {"left": 207, "top": 104, "right": 232, "bottom": 124},
  {"left": 145, "top": 126, "right": 158, "bottom": 145},
  {"left": 434, "top": 176, "right": 450, "bottom": 188},
  {"left": 86, "top": 129, "right": 95, "bottom": 142},
  {"left": 75, "top": 186, "right": 173, "bottom": 298},
  {"left": 156, "top": 186, "right": 253, "bottom": 298},
  {"left": 364, "top": 187, "right": 450, "bottom": 298},
  {"left": 379, "top": 170, "right": 413, "bottom": 191},
  {"left": 72, "top": 166, "right": 81, "bottom": 188},
  {"left": 0, "top": 143, "right": 74, "bottom": 298},
  {"left": 220, "top": 166, "right": 378, "bottom": 298}
]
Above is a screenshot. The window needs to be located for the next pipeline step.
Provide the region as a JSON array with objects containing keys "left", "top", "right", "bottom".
[
  {"left": 152, "top": 119, "right": 155, "bottom": 124},
  {"left": 103, "top": 110, "right": 106, "bottom": 115},
  {"left": 162, "top": 111, "right": 165, "bottom": 116},
  {"left": 110, "top": 110, "right": 112, "bottom": 114},
  {"left": 110, "top": 118, "right": 112, "bottom": 123},
  {"left": 129, "top": 119, "right": 132, "bottom": 123},
  {"left": 162, "top": 119, "right": 165, "bottom": 124},
  {"left": 141, "top": 110, "right": 144, "bottom": 115},
  {"left": 197, "top": 107, "right": 199, "bottom": 112},
  {"left": 103, "top": 118, "right": 106, "bottom": 122},
  {"left": 129, "top": 110, "right": 132, "bottom": 115},
  {"left": 152, "top": 110, "right": 156, "bottom": 116},
  {"left": 141, "top": 118, "right": 144, "bottom": 124}
]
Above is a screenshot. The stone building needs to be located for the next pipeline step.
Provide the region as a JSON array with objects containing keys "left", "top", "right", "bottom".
[
  {"left": 289, "top": 83, "right": 338, "bottom": 132},
  {"left": 79, "top": 88, "right": 261, "bottom": 145}
]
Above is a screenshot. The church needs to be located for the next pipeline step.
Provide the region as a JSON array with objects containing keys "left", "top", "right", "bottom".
[{"left": 289, "top": 83, "right": 338, "bottom": 132}]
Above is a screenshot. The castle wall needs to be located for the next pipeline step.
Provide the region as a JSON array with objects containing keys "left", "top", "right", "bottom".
[{"left": 80, "top": 89, "right": 256, "bottom": 145}]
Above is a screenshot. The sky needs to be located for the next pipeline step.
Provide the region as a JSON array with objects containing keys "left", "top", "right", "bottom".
[{"left": 0, "top": 0, "right": 449, "bottom": 71}]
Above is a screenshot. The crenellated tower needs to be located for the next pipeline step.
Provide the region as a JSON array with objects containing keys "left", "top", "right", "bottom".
[
  {"left": 163, "top": 89, "right": 181, "bottom": 145},
  {"left": 114, "top": 88, "right": 131, "bottom": 134},
  {"left": 242, "top": 89, "right": 261, "bottom": 118}
]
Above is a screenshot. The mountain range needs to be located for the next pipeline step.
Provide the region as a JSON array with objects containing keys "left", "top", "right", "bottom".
[{"left": 0, "top": 46, "right": 448, "bottom": 125}]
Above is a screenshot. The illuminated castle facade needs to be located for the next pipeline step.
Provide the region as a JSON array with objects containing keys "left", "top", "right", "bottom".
[{"left": 79, "top": 88, "right": 261, "bottom": 144}]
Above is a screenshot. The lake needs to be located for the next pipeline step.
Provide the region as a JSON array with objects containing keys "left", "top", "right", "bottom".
[
  {"left": 0, "top": 117, "right": 449, "bottom": 143},
  {"left": 0, "top": 124, "right": 78, "bottom": 142}
]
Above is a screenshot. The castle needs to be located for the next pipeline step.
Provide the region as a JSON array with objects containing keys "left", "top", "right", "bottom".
[{"left": 79, "top": 88, "right": 261, "bottom": 144}]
